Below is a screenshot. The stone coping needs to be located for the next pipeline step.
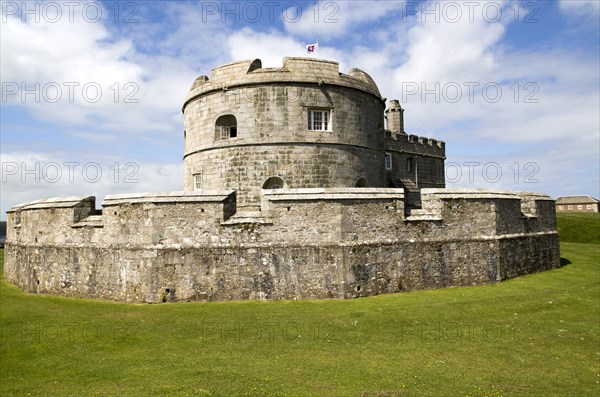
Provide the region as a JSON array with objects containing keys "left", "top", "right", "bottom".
[
  {"left": 263, "top": 187, "right": 405, "bottom": 201},
  {"left": 8, "top": 196, "right": 95, "bottom": 212},
  {"left": 421, "top": 189, "right": 552, "bottom": 200},
  {"left": 102, "top": 191, "right": 235, "bottom": 206},
  {"left": 517, "top": 192, "right": 556, "bottom": 201},
  {"left": 7, "top": 189, "right": 554, "bottom": 214}
]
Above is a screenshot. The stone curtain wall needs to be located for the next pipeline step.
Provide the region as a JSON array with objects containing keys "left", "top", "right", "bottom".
[{"left": 4, "top": 189, "right": 559, "bottom": 303}]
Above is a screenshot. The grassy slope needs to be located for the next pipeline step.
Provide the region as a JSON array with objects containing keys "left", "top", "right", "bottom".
[
  {"left": 1, "top": 217, "right": 599, "bottom": 396},
  {"left": 556, "top": 212, "right": 600, "bottom": 244}
]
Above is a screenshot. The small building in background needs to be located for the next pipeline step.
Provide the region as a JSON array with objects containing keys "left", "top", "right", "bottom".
[{"left": 556, "top": 196, "right": 599, "bottom": 213}]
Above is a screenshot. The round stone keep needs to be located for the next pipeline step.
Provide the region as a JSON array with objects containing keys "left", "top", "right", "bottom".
[{"left": 182, "top": 57, "right": 387, "bottom": 209}]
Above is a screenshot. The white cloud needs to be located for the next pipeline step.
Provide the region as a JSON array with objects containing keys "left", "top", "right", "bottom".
[
  {"left": 283, "top": 0, "right": 403, "bottom": 39},
  {"left": 0, "top": 2, "right": 224, "bottom": 134},
  {"left": 0, "top": 151, "right": 182, "bottom": 215},
  {"left": 227, "top": 28, "right": 309, "bottom": 67},
  {"left": 393, "top": 1, "right": 507, "bottom": 85},
  {"left": 559, "top": 0, "right": 600, "bottom": 14},
  {"left": 446, "top": 132, "right": 600, "bottom": 199}
]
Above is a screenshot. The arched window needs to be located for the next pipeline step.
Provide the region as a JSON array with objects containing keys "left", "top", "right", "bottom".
[
  {"left": 262, "top": 176, "right": 286, "bottom": 190},
  {"left": 215, "top": 115, "right": 237, "bottom": 140},
  {"left": 355, "top": 177, "right": 368, "bottom": 187}
]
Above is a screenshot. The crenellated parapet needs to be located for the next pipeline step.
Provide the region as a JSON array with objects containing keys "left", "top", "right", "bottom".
[
  {"left": 385, "top": 132, "right": 446, "bottom": 158},
  {"left": 184, "top": 57, "right": 382, "bottom": 108}
]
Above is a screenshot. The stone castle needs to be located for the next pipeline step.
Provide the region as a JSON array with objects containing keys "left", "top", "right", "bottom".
[{"left": 4, "top": 58, "right": 560, "bottom": 302}]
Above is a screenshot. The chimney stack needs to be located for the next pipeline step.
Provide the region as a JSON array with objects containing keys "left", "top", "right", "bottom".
[{"left": 385, "top": 99, "right": 405, "bottom": 137}]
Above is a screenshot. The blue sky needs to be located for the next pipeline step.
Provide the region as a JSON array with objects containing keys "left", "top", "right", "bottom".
[{"left": 1, "top": 0, "right": 599, "bottom": 218}]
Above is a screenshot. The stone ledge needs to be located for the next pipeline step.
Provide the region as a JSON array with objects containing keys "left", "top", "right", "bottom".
[
  {"left": 221, "top": 211, "right": 273, "bottom": 226},
  {"left": 517, "top": 192, "right": 556, "bottom": 201},
  {"left": 263, "top": 187, "right": 405, "bottom": 201},
  {"left": 421, "top": 188, "right": 522, "bottom": 200},
  {"left": 102, "top": 190, "right": 235, "bottom": 206},
  {"left": 405, "top": 209, "right": 443, "bottom": 222},
  {"left": 8, "top": 196, "right": 95, "bottom": 212},
  {"left": 421, "top": 189, "right": 553, "bottom": 201},
  {"left": 4, "top": 230, "right": 559, "bottom": 250},
  {"left": 72, "top": 215, "right": 104, "bottom": 228}
]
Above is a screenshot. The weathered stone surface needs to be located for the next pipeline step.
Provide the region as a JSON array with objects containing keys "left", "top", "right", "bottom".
[{"left": 5, "top": 189, "right": 559, "bottom": 303}]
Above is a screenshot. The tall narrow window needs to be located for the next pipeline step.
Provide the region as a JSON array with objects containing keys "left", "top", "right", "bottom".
[
  {"left": 385, "top": 153, "right": 392, "bottom": 171},
  {"left": 407, "top": 158, "right": 414, "bottom": 173},
  {"left": 193, "top": 173, "right": 202, "bottom": 191},
  {"left": 215, "top": 115, "right": 237, "bottom": 140},
  {"left": 308, "top": 109, "right": 331, "bottom": 131}
]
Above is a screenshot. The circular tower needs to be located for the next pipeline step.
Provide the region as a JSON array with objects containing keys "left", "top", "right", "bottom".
[{"left": 182, "top": 57, "right": 386, "bottom": 209}]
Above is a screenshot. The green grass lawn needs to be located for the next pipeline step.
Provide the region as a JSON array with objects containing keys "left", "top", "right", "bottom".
[
  {"left": 557, "top": 212, "right": 600, "bottom": 245},
  {"left": 1, "top": 215, "right": 599, "bottom": 396}
]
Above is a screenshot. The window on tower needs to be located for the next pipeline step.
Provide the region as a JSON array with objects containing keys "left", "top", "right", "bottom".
[
  {"left": 215, "top": 115, "right": 237, "bottom": 140},
  {"left": 385, "top": 153, "right": 392, "bottom": 171},
  {"left": 193, "top": 173, "right": 202, "bottom": 191},
  {"left": 407, "top": 158, "right": 414, "bottom": 173},
  {"left": 307, "top": 109, "right": 331, "bottom": 131}
]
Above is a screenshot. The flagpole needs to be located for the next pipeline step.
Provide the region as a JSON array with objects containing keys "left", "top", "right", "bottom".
[{"left": 316, "top": 39, "right": 319, "bottom": 57}]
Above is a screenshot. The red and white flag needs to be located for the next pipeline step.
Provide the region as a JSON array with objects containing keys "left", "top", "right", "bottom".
[{"left": 306, "top": 42, "right": 318, "bottom": 54}]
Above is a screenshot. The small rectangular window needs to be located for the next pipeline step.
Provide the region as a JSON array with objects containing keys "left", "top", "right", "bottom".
[
  {"left": 385, "top": 153, "right": 392, "bottom": 171},
  {"left": 568, "top": 205, "right": 573, "bottom": 210},
  {"left": 308, "top": 109, "right": 331, "bottom": 131},
  {"left": 193, "top": 173, "right": 202, "bottom": 191},
  {"left": 558, "top": 205, "right": 563, "bottom": 211},
  {"left": 586, "top": 205, "right": 592, "bottom": 210},
  {"left": 577, "top": 205, "right": 583, "bottom": 210}
]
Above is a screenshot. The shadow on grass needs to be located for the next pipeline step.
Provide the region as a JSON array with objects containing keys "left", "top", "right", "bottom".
[{"left": 560, "top": 257, "right": 572, "bottom": 267}]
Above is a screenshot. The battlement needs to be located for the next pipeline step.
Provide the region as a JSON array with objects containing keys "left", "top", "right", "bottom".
[
  {"left": 184, "top": 57, "right": 382, "bottom": 109},
  {"left": 385, "top": 132, "right": 445, "bottom": 156},
  {"left": 7, "top": 189, "right": 555, "bottom": 244}
]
